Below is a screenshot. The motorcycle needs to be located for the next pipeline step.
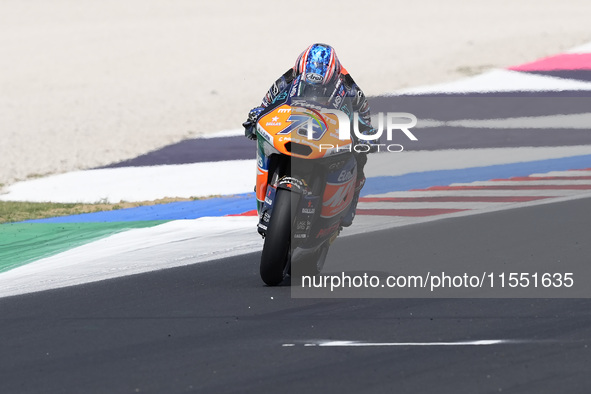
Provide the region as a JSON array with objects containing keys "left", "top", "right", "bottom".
[{"left": 253, "top": 80, "right": 359, "bottom": 286}]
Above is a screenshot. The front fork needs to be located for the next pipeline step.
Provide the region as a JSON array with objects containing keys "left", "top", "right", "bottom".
[{"left": 256, "top": 145, "right": 323, "bottom": 240}]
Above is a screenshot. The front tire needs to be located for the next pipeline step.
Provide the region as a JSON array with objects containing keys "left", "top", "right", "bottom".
[{"left": 260, "top": 188, "right": 298, "bottom": 286}]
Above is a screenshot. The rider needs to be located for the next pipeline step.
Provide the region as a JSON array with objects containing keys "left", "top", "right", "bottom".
[{"left": 242, "top": 43, "right": 375, "bottom": 227}]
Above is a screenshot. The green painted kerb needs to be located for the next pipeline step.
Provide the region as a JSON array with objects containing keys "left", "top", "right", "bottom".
[{"left": 0, "top": 221, "right": 168, "bottom": 273}]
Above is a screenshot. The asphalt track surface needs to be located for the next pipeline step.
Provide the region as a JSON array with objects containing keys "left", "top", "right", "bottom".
[{"left": 2, "top": 197, "right": 591, "bottom": 393}]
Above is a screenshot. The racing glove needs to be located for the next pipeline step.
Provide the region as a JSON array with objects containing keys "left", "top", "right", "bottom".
[{"left": 243, "top": 107, "right": 264, "bottom": 140}]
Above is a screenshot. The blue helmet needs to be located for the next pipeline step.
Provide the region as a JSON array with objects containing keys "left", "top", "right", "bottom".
[{"left": 295, "top": 43, "right": 341, "bottom": 85}]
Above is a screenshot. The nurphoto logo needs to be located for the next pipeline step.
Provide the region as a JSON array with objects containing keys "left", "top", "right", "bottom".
[{"left": 291, "top": 108, "right": 418, "bottom": 153}]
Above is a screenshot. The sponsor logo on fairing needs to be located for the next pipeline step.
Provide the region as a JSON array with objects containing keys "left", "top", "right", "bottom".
[
  {"left": 272, "top": 92, "right": 288, "bottom": 104},
  {"left": 265, "top": 116, "right": 282, "bottom": 126},
  {"left": 337, "top": 169, "right": 354, "bottom": 182}
]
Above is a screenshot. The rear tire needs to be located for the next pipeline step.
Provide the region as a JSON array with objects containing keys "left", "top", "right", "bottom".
[{"left": 260, "top": 188, "right": 298, "bottom": 286}]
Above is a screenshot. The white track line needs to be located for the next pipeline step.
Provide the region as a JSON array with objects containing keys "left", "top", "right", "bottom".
[
  {"left": 365, "top": 146, "right": 591, "bottom": 178},
  {"left": 365, "top": 189, "right": 585, "bottom": 197},
  {"left": 398, "top": 69, "right": 591, "bottom": 94},
  {"left": 530, "top": 170, "right": 591, "bottom": 177},
  {"left": 282, "top": 339, "right": 527, "bottom": 347},
  {"left": 357, "top": 202, "right": 515, "bottom": 210},
  {"left": 449, "top": 180, "right": 591, "bottom": 186},
  {"left": 0, "top": 159, "right": 256, "bottom": 203},
  {"left": 415, "top": 113, "right": 591, "bottom": 130},
  {"left": 567, "top": 42, "right": 591, "bottom": 53}
]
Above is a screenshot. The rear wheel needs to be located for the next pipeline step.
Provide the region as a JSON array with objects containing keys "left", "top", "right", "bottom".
[{"left": 260, "top": 188, "right": 298, "bottom": 286}]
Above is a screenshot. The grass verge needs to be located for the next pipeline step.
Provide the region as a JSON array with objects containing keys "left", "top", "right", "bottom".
[{"left": 0, "top": 197, "right": 209, "bottom": 224}]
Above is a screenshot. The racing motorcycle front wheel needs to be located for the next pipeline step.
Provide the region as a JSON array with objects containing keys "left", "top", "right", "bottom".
[{"left": 259, "top": 188, "right": 298, "bottom": 286}]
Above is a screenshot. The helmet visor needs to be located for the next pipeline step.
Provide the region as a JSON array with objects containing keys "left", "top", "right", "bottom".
[{"left": 304, "top": 45, "right": 333, "bottom": 84}]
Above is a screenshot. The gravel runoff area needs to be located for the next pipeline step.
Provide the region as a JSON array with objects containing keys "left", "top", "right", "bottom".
[{"left": 1, "top": 0, "right": 591, "bottom": 187}]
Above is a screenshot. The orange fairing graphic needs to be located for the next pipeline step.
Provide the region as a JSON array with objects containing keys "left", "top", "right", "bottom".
[
  {"left": 256, "top": 167, "right": 268, "bottom": 202},
  {"left": 257, "top": 104, "right": 352, "bottom": 159},
  {"left": 321, "top": 177, "right": 356, "bottom": 218}
]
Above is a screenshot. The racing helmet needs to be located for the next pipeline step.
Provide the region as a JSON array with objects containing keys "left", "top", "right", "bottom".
[{"left": 295, "top": 43, "right": 342, "bottom": 85}]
